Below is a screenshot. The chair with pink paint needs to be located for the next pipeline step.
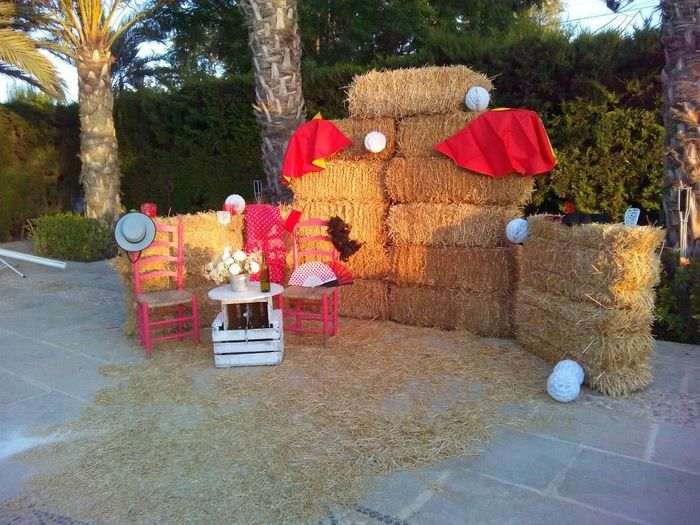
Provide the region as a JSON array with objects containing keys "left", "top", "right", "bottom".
[
  {"left": 280, "top": 218, "right": 340, "bottom": 348},
  {"left": 133, "top": 215, "right": 200, "bottom": 356}
]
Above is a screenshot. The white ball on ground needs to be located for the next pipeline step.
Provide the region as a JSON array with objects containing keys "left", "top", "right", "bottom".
[
  {"left": 364, "top": 131, "right": 387, "bottom": 153},
  {"left": 553, "top": 359, "right": 585, "bottom": 385},
  {"left": 465, "top": 86, "right": 490, "bottom": 111},
  {"left": 547, "top": 371, "right": 581, "bottom": 403},
  {"left": 505, "top": 218, "right": 529, "bottom": 244}
]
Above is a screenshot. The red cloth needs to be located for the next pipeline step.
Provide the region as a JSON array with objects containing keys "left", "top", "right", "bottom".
[
  {"left": 283, "top": 208, "right": 303, "bottom": 233},
  {"left": 434, "top": 109, "right": 557, "bottom": 177},
  {"left": 244, "top": 204, "right": 286, "bottom": 284},
  {"left": 281, "top": 117, "right": 351, "bottom": 182}
]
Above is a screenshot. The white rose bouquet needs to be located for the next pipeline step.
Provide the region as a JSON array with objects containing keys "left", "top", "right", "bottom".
[{"left": 203, "top": 247, "right": 261, "bottom": 283}]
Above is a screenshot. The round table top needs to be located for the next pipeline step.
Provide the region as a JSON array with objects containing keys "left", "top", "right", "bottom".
[{"left": 208, "top": 282, "right": 283, "bottom": 303}]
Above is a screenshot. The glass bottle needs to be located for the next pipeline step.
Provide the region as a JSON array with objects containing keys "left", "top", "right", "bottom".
[{"left": 259, "top": 252, "right": 271, "bottom": 293}]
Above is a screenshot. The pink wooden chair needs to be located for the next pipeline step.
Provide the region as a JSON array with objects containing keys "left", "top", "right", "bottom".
[
  {"left": 134, "top": 215, "right": 200, "bottom": 357},
  {"left": 280, "top": 218, "right": 340, "bottom": 348}
]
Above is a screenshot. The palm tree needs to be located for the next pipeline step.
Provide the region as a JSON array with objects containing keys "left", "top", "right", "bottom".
[
  {"left": 240, "top": 0, "right": 305, "bottom": 203},
  {"left": 0, "top": 2, "right": 65, "bottom": 100},
  {"left": 31, "top": 0, "right": 142, "bottom": 226}
]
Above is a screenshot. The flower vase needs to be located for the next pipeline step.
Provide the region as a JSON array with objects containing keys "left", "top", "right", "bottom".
[{"left": 229, "top": 273, "right": 249, "bottom": 292}]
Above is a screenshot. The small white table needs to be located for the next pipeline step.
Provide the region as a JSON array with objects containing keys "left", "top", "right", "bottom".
[{"left": 207, "top": 282, "right": 284, "bottom": 367}]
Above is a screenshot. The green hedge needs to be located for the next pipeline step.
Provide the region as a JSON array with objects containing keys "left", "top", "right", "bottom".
[
  {"left": 654, "top": 252, "right": 700, "bottom": 345},
  {"left": 29, "top": 212, "right": 117, "bottom": 262}
]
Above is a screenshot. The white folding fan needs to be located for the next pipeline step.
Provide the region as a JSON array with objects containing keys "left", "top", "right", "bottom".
[{"left": 288, "top": 262, "right": 337, "bottom": 287}]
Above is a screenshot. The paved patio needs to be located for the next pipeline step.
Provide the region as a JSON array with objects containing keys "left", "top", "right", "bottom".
[{"left": 0, "top": 239, "right": 698, "bottom": 525}]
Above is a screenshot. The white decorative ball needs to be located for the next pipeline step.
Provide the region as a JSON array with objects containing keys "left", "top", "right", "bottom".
[
  {"left": 465, "top": 86, "right": 490, "bottom": 112},
  {"left": 547, "top": 371, "right": 581, "bottom": 403},
  {"left": 505, "top": 218, "right": 529, "bottom": 244},
  {"left": 364, "top": 131, "right": 387, "bottom": 153},
  {"left": 553, "top": 360, "right": 585, "bottom": 385},
  {"left": 224, "top": 194, "right": 246, "bottom": 215}
]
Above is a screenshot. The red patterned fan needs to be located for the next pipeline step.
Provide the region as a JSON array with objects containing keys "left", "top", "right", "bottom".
[
  {"left": 325, "top": 260, "right": 354, "bottom": 286},
  {"left": 288, "top": 262, "right": 336, "bottom": 287}
]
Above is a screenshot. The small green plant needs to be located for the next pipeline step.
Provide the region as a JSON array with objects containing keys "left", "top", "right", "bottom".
[
  {"left": 654, "top": 252, "right": 700, "bottom": 344},
  {"left": 28, "top": 212, "right": 117, "bottom": 262}
]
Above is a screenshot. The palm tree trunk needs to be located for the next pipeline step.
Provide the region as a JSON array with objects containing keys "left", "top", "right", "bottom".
[
  {"left": 77, "top": 48, "right": 122, "bottom": 226},
  {"left": 241, "top": 0, "right": 305, "bottom": 204},
  {"left": 661, "top": 0, "right": 700, "bottom": 258}
]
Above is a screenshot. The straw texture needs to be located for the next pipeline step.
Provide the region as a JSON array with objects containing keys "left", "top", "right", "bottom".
[
  {"left": 396, "top": 112, "right": 480, "bottom": 157},
  {"left": 332, "top": 118, "right": 396, "bottom": 160},
  {"left": 386, "top": 158, "right": 533, "bottom": 206},
  {"left": 347, "top": 66, "right": 493, "bottom": 118},
  {"left": 387, "top": 203, "right": 520, "bottom": 247},
  {"left": 289, "top": 160, "right": 387, "bottom": 203},
  {"left": 294, "top": 199, "right": 388, "bottom": 243},
  {"left": 339, "top": 279, "right": 390, "bottom": 320}
]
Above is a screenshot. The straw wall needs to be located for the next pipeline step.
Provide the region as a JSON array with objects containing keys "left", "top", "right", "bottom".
[
  {"left": 347, "top": 66, "right": 492, "bottom": 118},
  {"left": 289, "top": 160, "right": 386, "bottom": 203},
  {"left": 332, "top": 118, "right": 396, "bottom": 160},
  {"left": 294, "top": 198, "right": 388, "bottom": 243},
  {"left": 339, "top": 279, "right": 389, "bottom": 320},
  {"left": 396, "top": 112, "right": 478, "bottom": 157},
  {"left": 386, "top": 158, "right": 533, "bottom": 206}
]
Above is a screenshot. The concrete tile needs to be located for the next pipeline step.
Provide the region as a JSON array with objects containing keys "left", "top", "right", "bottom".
[
  {"left": 0, "top": 303, "right": 98, "bottom": 336},
  {"left": 0, "top": 390, "right": 85, "bottom": 436},
  {"left": 653, "top": 341, "right": 700, "bottom": 366},
  {"left": 648, "top": 360, "right": 685, "bottom": 394},
  {"left": 558, "top": 448, "right": 700, "bottom": 525},
  {"left": 0, "top": 334, "right": 74, "bottom": 372},
  {"left": 0, "top": 372, "right": 48, "bottom": 405},
  {"left": 684, "top": 368, "right": 700, "bottom": 395},
  {"left": 450, "top": 427, "right": 580, "bottom": 490},
  {"left": 356, "top": 470, "right": 427, "bottom": 518},
  {"left": 45, "top": 325, "right": 143, "bottom": 363},
  {"left": 652, "top": 422, "right": 700, "bottom": 474},
  {"left": 0, "top": 457, "right": 32, "bottom": 503}
]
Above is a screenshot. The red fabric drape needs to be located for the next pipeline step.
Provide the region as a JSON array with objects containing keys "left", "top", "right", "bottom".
[{"left": 244, "top": 204, "right": 286, "bottom": 284}]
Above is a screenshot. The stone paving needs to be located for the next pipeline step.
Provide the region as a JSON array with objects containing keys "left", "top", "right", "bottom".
[{"left": 1, "top": 240, "right": 699, "bottom": 525}]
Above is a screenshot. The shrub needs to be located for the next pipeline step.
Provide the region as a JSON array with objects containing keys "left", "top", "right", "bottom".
[
  {"left": 29, "top": 213, "right": 117, "bottom": 262},
  {"left": 654, "top": 252, "right": 700, "bottom": 345}
]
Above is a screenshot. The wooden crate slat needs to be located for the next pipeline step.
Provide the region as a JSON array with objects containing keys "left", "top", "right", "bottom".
[
  {"left": 214, "top": 351, "right": 283, "bottom": 367},
  {"left": 212, "top": 310, "right": 282, "bottom": 343},
  {"left": 213, "top": 337, "right": 284, "bottom": 355}
]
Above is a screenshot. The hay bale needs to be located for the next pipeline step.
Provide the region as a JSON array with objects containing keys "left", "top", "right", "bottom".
[
  {"left": 347, "top": 66, "right": 493, "bottom": 118},
  {"left": 521, "top": 235, "right": 661, "bottom": 310},
  {"left": 387, "top": 203, "right": 520, "bottom": 247},
  {"left": 339, "top": 279, "right": 389, "bottom": 320},
  {"left": 289, "top": 240, "right": 391, "bottom": 280},
  {"left": 389, "top": 285, "right": 513, "bottom": 338},
  {"left": 294, "top": 200, "right": 388, "bottom": 243},
  {"left": 386, "top": 158, "right": 533, "bottom": 206},
  {"left": 390, "top": 245, "right": 519, "bottom": 291},
  {"left": 289, "top": 160, "right": 386, "bottom": 203},
  {"left": 515, "top": 286, "right": 653, "bottom": 396},
  {"left": 396, "top": 112, "right": 479, "bottom": 157},
  {"left": 332, "top": 118, "right": 396, "bottom": 160}
]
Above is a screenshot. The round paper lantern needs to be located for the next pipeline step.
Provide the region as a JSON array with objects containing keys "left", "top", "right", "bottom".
[
  {"left": 553, "top": 359, "right": 585, "bottom": 385},
  {"left": 224, "top": 194, "right": 246, "bottom": 215},
  {"left": 364, "top": 131, "right": 387, "bottom": 153},
  {"left": 465, "top": 86, "right": 490, "bottom": 112},
  {"left": 547, "top": 371, "right": 581, "bottom": 403},
  {"left": 505, "top": 218, "right": 529, "bottom": 244}
]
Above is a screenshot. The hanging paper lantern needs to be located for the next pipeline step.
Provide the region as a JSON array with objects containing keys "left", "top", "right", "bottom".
[
  {"left": 547, "top": 371, "right": 581, "bottom": 403},
  {"left": 223, "top": 194, "right": 246, "bottom": 215},
  {"left": 505, "top": 218, "right": 529, "bottom": 244},
  {"left": 465, "top": 86, "right": 490, "bottom": 112},
  {"left": 553, "top": 360, "right": 585, "bottom": 385},
  {"left": 364, "top": 131, "right": 387, "bottom": 153}
]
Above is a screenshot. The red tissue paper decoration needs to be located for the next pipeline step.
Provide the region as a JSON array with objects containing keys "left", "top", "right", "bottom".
[
  {"left": 434, "top": 109, "right": 557, "bottom": 177},
  {"left": 244, "top": 204, "right": 286, "bottom": 284}
]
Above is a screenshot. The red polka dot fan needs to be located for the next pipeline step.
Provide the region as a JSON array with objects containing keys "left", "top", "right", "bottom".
[{"left": 288, "top": 261, "right": 354, "bottom": 287}]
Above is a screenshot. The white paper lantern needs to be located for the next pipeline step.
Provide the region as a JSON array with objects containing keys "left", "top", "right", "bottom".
[
  {"left": 547, "top": 371, "right": 581, "bottom": 403},
  {"left": 224, "top": 194, "right": 246, "bottom": 215},
  {"left": 465, "top": 86, "right": 490, "bottom": 112},
  {"left": 505, "top": 218, "right": 529, "bottom": 244},
  {"left": 364, "top": 131, "right": 387, "bottom": 153},
  {"left": 553, "top": 360, "right": 585, "bottom": 385}
]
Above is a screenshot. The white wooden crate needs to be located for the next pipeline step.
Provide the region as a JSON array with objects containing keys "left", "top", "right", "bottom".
[{"left": 211, "top": 310, "right": 284, "bottom": 367}]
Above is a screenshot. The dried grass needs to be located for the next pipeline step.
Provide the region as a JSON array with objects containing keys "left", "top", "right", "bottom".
[
  {"left": 289, "top": 160, "right": 387, "bottom": 203},
  {"left": 347, "top": 66, "right": 493, "bottom": 118},
  {"left": 396, "top": 112, "right": 479, "bottom": 157},
  {"left": 332, "top": 118, "right": 396, "bottom": 160},
  {"left": 339, "top": 279, "right": 390, "bottom": 320},
  {"left": 389, "top": 285, "right": 514, "bottom": 338},
  {"left": 386, "top": 158, "right": 534, "bottom": 206},
  {"left": 293, "top": 199, "right": 388, "bottom": 243},
  {"left": 3, "top": 320, "right": 549, "bottom": 524},
  {"left": 390, "top": 245, "right": 519, "bottom": 291},
  {"left": 515, "top": 286, "right": 654, "bottom": 396},
  {"left": 387, "top": 203, "right": 520, "bottom": 247}
]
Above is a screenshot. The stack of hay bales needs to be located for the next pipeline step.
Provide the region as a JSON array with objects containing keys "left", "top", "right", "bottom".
[
  {"left": 515, "top": 215, "right": 665, "bottom": 396},
  {"left": 112, "top": 212, "right": 244, "bottom": 335},
  {"left": 346, "top": 66, "right": 533, "bottom": 337}
]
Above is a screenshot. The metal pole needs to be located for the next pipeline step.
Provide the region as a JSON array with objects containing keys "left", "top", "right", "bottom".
[
  {"left": 0, "top": 249, "right": 67, "bottom": 270},
  {"left": 0, "top": 257, "right": 26, "bottom": 277}
]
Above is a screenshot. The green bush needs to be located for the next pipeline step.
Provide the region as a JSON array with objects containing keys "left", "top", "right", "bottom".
[
  {"left": 29, "top": 213, "right": 117, "bottom": 262},
  {"left": 654, "top": 253, "right": 700, "bottom": 345}
]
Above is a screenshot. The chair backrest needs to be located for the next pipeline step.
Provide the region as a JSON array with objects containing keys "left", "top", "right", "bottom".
[
  {"left": 133, "top": 215, "right": 184, "bottom": 295},
  {"left": 292, "top": 218, "right": 338, "bottom": 269}
]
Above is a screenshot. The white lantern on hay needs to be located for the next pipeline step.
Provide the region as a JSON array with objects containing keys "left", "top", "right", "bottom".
[
  {"left": 224, "top": 194, "right": 246, "bottom": 215},
  {"left": 553, "top": 359, "right": 585, "bottom": 385},
  {"left": 465, "top": 86, "right": 490, "bottom": 112},
  {"left": 364, "top": 131, "right": 387, "bottom": 153},
  {"left": 547, "top": 371, "right": 581, "bottom": 403},
  {"left": 506, "top": 218, "right": 529, "bottom": 244}
]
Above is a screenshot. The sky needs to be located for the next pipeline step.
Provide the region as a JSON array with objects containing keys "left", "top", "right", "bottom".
[{"left": 0, "top": 0, "right": 662, "bottom": 103}]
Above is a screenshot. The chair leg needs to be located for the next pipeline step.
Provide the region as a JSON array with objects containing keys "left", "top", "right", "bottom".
[
  {"left": 321, "top": 295, "right": 329, "bottom": 349},
  {"left": 192, "top": 296, "right": 200, "bottom": 345},
  {"left": 136, "top": 303, "right": 144, "bottom": 346},
  {"left": 177, "top": 304, "right": 185, "bottom": 340},
  {"left": 332, "top": 289, "right": 339, "bottom": 336},
  {"left": 142, "top": 305, "right": 152, "bottom": 358}
]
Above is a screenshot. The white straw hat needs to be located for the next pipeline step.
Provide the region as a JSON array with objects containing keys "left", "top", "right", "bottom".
[{"left": 114, "top": 212, "right": 156, "bottom": 252}]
